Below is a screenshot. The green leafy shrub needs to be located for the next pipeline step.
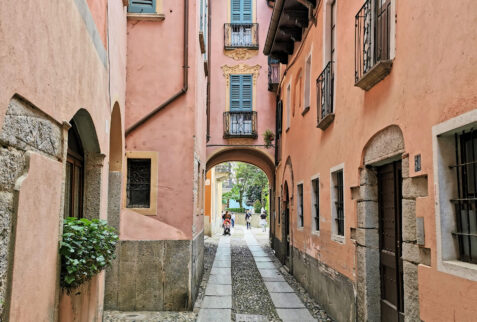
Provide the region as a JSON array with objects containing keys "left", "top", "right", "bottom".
[
  {"left": 226, "top": 207, "right": 245, "bottom": 213},
  {"left": 60, "top": 217, "right": 119, "bottom": 294},
  {"left": 254, "top": 200, "right": 262, "bottom": 213}
]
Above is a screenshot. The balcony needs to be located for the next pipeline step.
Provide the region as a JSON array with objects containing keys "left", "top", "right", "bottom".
[
  {"left": 268, "top": 57, "right": 280, "bottom": 92},
  {"left": 316, "top": 61, "right": 334, "bottom": 131},
  {"left": 224, "top": 23, "right": 259, "bottom": 50},
  {"left": 223, "top": 111, "right": 257, "bottom": 138},
  {"left": 355, "top": 0, "right": 392, "bottom": 90}
]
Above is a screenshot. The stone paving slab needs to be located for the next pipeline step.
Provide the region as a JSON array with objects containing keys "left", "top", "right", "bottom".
[
  {"left": 276, "top": 309, "right": 316, "bottom": 322},
  {"left": 258, "top": 268, "right": 280, "bottom": 277},
  {"left": 208, "top": 273, "right": 232, "bottom": 285},
  {"left": 205, "top": 284, "right": 232, "bottom": 296},
  {"left": 254, "top": 257, "right": 272, "bottom": 262},
  {"left": 236, "top": 314, "right": 269, "bottom": 322},
  {"left": 213, "top": 260, "right": 231, "bottom": 268},
  {"left": 197, "top": 309, "right": 232, "bottom": 322},
  {"left": 264, "top": 281, "right": 295, "bottom": 293},
  {"left": 270, "top": 293, "right": 305, "bottom": 308},
  {"left": 251, "top": 252, "right": 268, "bottom": 257},
  {"left": 202, "top": 295, "right": 232, "bottom": 309},
  {"left": 210, "top": 267, "right": 231, "bottom": 275},
  {"left": 255, "top": 262, "right": 276, "bottom": 269}
]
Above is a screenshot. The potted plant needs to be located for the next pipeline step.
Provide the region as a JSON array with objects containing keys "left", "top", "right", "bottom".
[
  {"left": 60, "top": 217, "right": 119, "bottom": 294},
  {"left": 263, "top": 129, "right": 275, "bottom": 148}
]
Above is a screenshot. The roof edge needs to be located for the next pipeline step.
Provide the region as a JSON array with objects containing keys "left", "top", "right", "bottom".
[{"left": 263, "top": 0, "right": 285, "bottom": 55}]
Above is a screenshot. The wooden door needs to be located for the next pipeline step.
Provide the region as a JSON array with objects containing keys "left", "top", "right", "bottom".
[{"left": 378, "top": 161, "right": 404, "bottom": 322}]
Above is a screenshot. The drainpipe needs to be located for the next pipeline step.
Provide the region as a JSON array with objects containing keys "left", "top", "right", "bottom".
[
  {"left": 206, "top": 0, "right": 211, "bottom": 142},
  {"left": 126, "top": 0, "right": 189, "bottom": 136}
]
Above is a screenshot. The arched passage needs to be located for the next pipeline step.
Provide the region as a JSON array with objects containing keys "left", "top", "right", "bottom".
[
  {"left": 205, "top": 147, "right": 275, "bottom": 237},
  {"left": 107, "top": 103, "right": 123, "bottom": 231},
  {"left": 206, "top": 147, "right": 275, "bottom": 186}
]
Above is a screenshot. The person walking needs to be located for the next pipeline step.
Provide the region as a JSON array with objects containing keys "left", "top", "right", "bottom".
[
  {"left": 231, "top": 213, "right": 236, "bottom": 228},
  {"left": 260, "top": 210, "right": 267, "bottom": 232},
  {"left": 245, "top": 210, "right": 251, "bottom": 230}
]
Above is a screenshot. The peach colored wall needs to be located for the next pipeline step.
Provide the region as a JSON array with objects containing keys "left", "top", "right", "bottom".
[
  {"left": 273, "top": 0, "right": 477, "bottom": 317},
  {"left": 8, "top": 153, "right": 62, "bottom": 322},
  {"left": 206, "top": 0, "right": 275, "bottom": 166},
  {"left": 124, "top": 0, "right": 206, "bottom": 240},
  {"left": 0, "top": 0, "right": 127, "bottom": 320}
]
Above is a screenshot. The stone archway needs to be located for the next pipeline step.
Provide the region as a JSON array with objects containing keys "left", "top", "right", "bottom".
[
  {"left": 277, "top": 156, "right": 294, "bottom": 268},
  {"left": 355, "top": 125, "right": 428, "bottom": 322},
  {"left": 107, "top": 103, "right": 123, "bottom": 231}
]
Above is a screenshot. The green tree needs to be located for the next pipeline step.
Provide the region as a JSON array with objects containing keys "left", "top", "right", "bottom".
[{"left": 231, "top": 162, "right": 269, "bottom": 210}]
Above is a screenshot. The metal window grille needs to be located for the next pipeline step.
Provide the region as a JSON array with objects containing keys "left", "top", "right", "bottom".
[
  {"left": 355, "top": 0, "right": 392, "bottom": 82},
  {"left": 316, "top": 61, "right": 334, "bottom": 123},
  {"left": 452, "top": 130, "right": 477, "bottom": 264},
  {"left": 127, "top": 158, "right": 151, "bottom": 208},
  {"left": 223, "top": 111, "right": 257, "bottom": 138},
  {"left": 334, "top": 170, "right": 344, "bottom": 236},
  {"left": 313, "top": 178, "right": 320, "bottom": 231},
  {"left": 224, "top": 23, "right": 259, "bottom": 49},
  {"left": 298, "top": 184, "right": 304, "bottom": 227}
]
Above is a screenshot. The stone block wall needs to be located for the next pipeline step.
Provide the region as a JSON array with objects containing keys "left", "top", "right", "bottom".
[{"left": 105, "top": 232, "right": 204, "bottom": 311}]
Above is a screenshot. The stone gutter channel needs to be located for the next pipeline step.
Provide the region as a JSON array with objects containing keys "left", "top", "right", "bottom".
[{"left": 197, "top": 227, "right": 317, "bottom": 322}]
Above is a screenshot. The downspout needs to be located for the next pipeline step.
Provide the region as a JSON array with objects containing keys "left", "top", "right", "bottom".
[
  {"left": 126, "top": 0, "right": 189, "bottom": 136},
  {"left": 206, "top": 0, "right": 211, "bottom": 142}
]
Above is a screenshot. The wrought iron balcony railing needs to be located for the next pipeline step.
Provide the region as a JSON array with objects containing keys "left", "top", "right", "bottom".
[
  {"left": 224, "top": 23, "right": 259, "bottom": 49},
  {"left": 223, "top": 111, "right": 257, "bottom": 138},
  {"left": 355, "top": 0, "right": 392, "bottom": 90},
  {"left": 316, "top": 61, "right": 334, "bottom": 130},
  {"left": 268, "top": 57, "right": 280, "bottom": 92}
]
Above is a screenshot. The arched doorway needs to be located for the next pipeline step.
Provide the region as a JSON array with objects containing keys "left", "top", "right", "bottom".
[{"left": 107, "top": 103, "right": 123, "bottom": 231}]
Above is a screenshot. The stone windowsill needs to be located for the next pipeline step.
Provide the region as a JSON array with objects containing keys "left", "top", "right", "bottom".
[
  {"left": 355, "top": 59, "right": 393, "bottom": 91},
  {"left": 127, "top": 13, "right": 165, "bottom": 21},
  {"left": 331, "top": 234, "right": 345, "bottom": 244},
  {"left": 317, "top": 112, "right": 335, "bottom": 130},
  {"left": 312, "top": 230, "right": 320, "bottom": 237},
  {"left": 440, "top": 260, "right": 477, "bottom": 282}
]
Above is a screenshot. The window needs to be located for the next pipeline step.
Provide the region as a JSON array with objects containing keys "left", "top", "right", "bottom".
[
  {"left": 312, "top": 177, "right": 320, "bottom": 231},
  {"left": 64, "top": 121, "right": 84, "bottom": 219},
  {"left": 127, "top": 158, "right": 152, "bottom": 208},
  {"left": 354, "top": 0, "right": 393, "bottom": 89},
  {"left": 297, "top": 183, "right": 304, "bottom": 228},
  {"left": 128, "top": 0, "right": 156, "bottom": 13},
  {"left": 286, "top": 83, "right": 291, "bottom": 130},
  {"left": 304, "top": 55, "right": 312, "bottom": 111},
  {"left": 230, "top": 74, "right": 252, "bottom": 111},
  {"left": 294, "top": 72, "right": 302, "bottom": 116},
  {"left": 278, "top": 197, "right": 281, "bottom": 224},
  {"left": 199, "top": 0, "right": 208, "bottom": 56},
  {"left": 231, "top": 0, "right": 252, "bottom": 23},
  {"left": 452, "top": 131, "right": 477, "bottom": 264},
  {"left": 331, "top": 167, "right": 344, "bottom": 240},
  {"left": 330, "top": 0, "right": 336, "bottom": 65}
]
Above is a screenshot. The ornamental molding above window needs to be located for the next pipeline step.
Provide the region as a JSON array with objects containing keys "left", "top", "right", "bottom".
[
  {"left": 224, "top": 48, "right": 259, "bottom": 61},
  {"left": 221, "top": 64, "right": 261, "bottom": 86}
]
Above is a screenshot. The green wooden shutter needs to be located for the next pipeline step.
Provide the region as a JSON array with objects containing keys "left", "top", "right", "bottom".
[
  {"left": 128, "top": 0, "right": 156, "bottom": 13},
  {"left": 242, "top": 0, "right": 252, "bottom": 23},
  {"left": 230, "top": 75, "right": 241, "bottom": 110},
  {"left": 241, "top": 75, "right": 252, "bottom": 110},
  {"left": 231, "top": 0, "right": 241, "bottom": 23}
]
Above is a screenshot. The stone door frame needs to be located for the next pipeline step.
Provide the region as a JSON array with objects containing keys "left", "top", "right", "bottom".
[{"left": 355, "top": 125, "right": 427, "bottom": 322}]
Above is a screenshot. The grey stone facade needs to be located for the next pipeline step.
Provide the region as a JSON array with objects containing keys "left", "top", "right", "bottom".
[
  {"left": 0, "top": 97, "right": 62, "bottom": 318},
  {"left": 105, "top": 231, "right": 204, "bottom": 311}
]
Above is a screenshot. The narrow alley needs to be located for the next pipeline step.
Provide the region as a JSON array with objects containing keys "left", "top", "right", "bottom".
[{"left": 105, "top": 226, "right": 332, "bottom": 322}]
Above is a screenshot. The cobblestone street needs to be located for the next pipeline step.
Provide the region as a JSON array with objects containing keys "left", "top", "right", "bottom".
[{"left": 105, "top": 226, "right": 332, "bottom": 322}]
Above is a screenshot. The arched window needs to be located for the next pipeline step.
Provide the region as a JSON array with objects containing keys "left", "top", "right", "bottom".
[{"left": 64, "top": 121, "right": 84, "bottom": 218}]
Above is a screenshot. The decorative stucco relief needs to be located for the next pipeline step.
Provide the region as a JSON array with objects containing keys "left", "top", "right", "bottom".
[
  {"left": 221, "top": 64, "right": 261, "bottom": 86},
  {"left": 224, "top": 48, "right": 259, "bottom": 61}
]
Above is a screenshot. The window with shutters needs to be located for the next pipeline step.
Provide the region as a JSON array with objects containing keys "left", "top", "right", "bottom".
[
  {"left": 128, "top": 0, "right": 156, "bottom": 13},
  {"left": 64, "top": 121, "right": 85, "bottom": 219},
  {"left": 224, "top": 74, "right": 257, "bottom": 137},
  {"left": 303, "top": 55, "right": 312, "bottom": 113},
  {"left": 355, "top": 0, "right": 393, "bottom": 90},
  {"left": 225, "top": 0, "right": 258, "bottom": 49},
  {"left": 331, "top": 165, "right": 345, "bottom": 242},
  {"left": 311, "top": 176, "right": 320, "bottom": 232},
  {"left": 297, "top": 183, "right": 304, "bottom": 228}
]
